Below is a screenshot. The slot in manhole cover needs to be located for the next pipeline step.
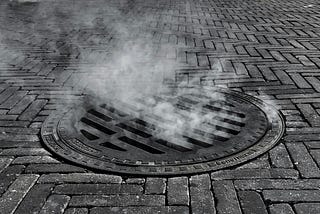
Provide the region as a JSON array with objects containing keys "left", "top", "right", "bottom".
[{"left": 41, "top": 87, "right": 284, "bottom": 175}]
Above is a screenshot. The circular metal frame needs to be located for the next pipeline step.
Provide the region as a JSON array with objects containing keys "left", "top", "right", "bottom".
[{"left": 41, "top": 87, "right": 285, "bottom": 176}]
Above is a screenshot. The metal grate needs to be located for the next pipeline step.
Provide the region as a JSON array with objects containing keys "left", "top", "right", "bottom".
[{"left": 41, "top": 87, "right": 284, "bottom": 175}]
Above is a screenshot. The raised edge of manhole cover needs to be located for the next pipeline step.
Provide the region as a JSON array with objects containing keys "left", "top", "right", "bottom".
[{"left": 41, "top": 87, "right": 284, "bottom": 176}]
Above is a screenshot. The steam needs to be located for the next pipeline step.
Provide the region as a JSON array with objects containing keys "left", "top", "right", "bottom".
[
  {"left": 76, "top": 3, "right": 226, "bottom": 144},
  {"left": 0, "top": 0, "right": 231, "bottom": 146}
]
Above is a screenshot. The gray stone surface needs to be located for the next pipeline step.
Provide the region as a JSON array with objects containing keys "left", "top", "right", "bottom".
[
  {"left": 39, "top": 194, "right": 70, "bottom": 214},
  {"left": 167, "top": 177, "right": 189, "bottom": 206},
  {"left": 0, "top": 0, "right": 319, "bottom": 212},
  {"left": 0, "top": 174, "right": 39, "bottom": 214},
  {"left": 212, "top": 180, "right": 242, "bottom": 214}
]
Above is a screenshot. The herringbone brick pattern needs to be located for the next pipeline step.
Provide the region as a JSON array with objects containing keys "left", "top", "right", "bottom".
[{"left": 0, "top": 0, "right": 320, "bottom": 213}]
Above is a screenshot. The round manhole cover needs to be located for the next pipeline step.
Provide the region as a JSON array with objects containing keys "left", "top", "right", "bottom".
[{"left": 41, "top": 87, "right": 284, "bottom": 175}]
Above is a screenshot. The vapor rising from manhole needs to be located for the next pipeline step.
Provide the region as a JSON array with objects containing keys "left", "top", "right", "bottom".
[{"left": 41, "top": 87, "right": 284, "bottom": 176}]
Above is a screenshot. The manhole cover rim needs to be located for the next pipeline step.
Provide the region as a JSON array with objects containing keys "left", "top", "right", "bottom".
[{"left": 41, "top": 87, "right": 285, "bottom": 176}]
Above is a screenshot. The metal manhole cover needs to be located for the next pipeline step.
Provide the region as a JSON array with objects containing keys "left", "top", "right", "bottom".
[{"left": 41, "top": 87, "right": 284, "bottom": 175}]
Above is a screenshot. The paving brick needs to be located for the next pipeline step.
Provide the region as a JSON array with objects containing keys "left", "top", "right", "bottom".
[
  {"left": 12, "top": 156, "right": 60, "bottom": 164},
  {"left": 0, "top": 174, "right": 39, "bottom": 214},
  {"left": 238, "top": 191, "right": 268, "bottom": 214},
  {"left": 0, "top": 91, "right": 28, "bottom": 109},
  {"left": 0, "top": 165, "right": 25, "bottom": 194},
  {"left": 286, "top": 143, "right": 320, "bottom": 178},
  {"left": 64, "top": 208, "right": 88, "bottom": 214},
  {"left": 297, "top": 104, "right": 320, "bottom": 127},
  {"left": 18, "top": 99, "right": 48, "bottom": 121},
  {"left": 305, "top": 141, "right": 320, "bottom": 149},
  {"left": 273, "top": 70, "right": 294, "bottom": 85},
  {"left": 212, "top": 180, "right": 242, "bottom": 214},
  {"left": 189, "top": 174, "right": 215, "bottom": 214},
  {"left": 167, "top": 177, "right": 189, "bottom": 206},
  {"left": 269, "top": 143, "right": 293, "bottom": 168},
  {"left": 14, "top": 184, "right": 54, "bottom": 214},
  {"left": 234, "top": 179, "right": 320, "bottom": 190},
  {"left": 237, "top": 154, "right": 270, "bottom": 169},
  {"left": 25, "top": 164, "right": 86, "bottom": 173},
  {"left": 290, "top": 73, "right": 312, "bottom": 88},
  {"left": 0, "top": 157, "right": 13, "bottom": 173},
  {"left": 53, "top": 184, "right": 143, "bottom": 195},
  {"left": 0, "top": 87, "right": 19, "bottom": 104},
  {"left": 310, "top": 150, "right": 320, "bottom": 167},
  {"left": 8, "top": 95, "right": 37, "bottom": 115},
  {"left": 306, "top": 77, "right": 320, "bottom": 92},
  {"left": 294, "top": 203, "right": 320, "bottom": 214},
  {"left": 39, "top": 195, "right": 70, "bottom": 214},
  {"left": 211, "top": 168, "right": 299, "bottom": 180},
  {"left": 90, "top": 206, "right": 189, "bottom": 214},
  {"left": 69, "top": 195, "right": 165, "bottom": 207},
  {"left": 38, "top": 173, "right": 122, "bottom": 184},
  {"left": 263, "top": 190, "right": 320, "bottom": 202},
  {"left": 0, "top": 120, "right": 30, "bottom": 127},
  {"left": 0, "top": 134, "right": 39, "bottom": 142},
  {"left": 0, "top": 148, "right": 51, "bottom": 156},
  {"left": 269, "top": 204, "right": 295, "bottom": 214},
  {"left": 145, "top": 178, "right": 166, "bottom": 194}
]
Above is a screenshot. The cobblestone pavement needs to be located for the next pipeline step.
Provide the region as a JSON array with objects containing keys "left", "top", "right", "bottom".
[{"left": 0, "top": 0, "right": 320, "bottom": 213}]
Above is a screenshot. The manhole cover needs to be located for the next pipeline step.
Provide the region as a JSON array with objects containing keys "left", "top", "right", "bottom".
[{"left": 41, "top": 87, "right": 284, "bottom": 175}]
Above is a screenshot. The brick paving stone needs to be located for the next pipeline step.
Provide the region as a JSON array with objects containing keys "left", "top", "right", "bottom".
[
  {"left": 18, "top": 99, "right": 48, "bottom": 121},
  {"left": 238, "top": 191, "right": 268, "bottom": 214},
  {"left": 0, "top": 148, "right": 51, "bottom": 156},
  {"left": 212, "top": 180, "right": 242, "bottom": 214},
  {"left": 0, "top": 134, "right": 39, "bottom": 142},
  {"left": 284, "top": 134, "right": 320, "bottom": 142},
  {"left": 90, "top": 206, "right": 189, "bottom": 214},
  {"left": 0, "top": 174, "right": 39, "bottom": 214},
  {"left": 305, "top": 141, "right": 320, "bottom": 149},
  {"left": 297, "top": 104, "right": 320, "bottom": 127},
  {"left": 306, "top": 77, "right": 320, "bottom": 92},
  {"left": 294, "top": 203, "right": 320, "bottom": 214},
  {"left": 269, "top": 143, "right": 293, "bottom": 168},
  {"left": 25, "top": 164, "right": 86, "bottom": 173},
  {"left": 290, "top": 73, "right": 312, "bottom": 88},
  {"left": 123, "top": 178, "right": 145, "bottom": 184},
  {"left": 211, "top": 169, "right": 299, "bottom": 180},
  {"left": 69, "top": 195, "right": 165, "bottom": 207},
  {"left": 0, "top": 165, "right": 25, "bottom": 195},
  {"left": 310, "top": 150, "right": 320, "bottom": 166},
  {"left": 8, "top": 95, "right": 36, "bottom": 115},
  {"left": 12, "top": 156, "right": 60, "bottom": 164},
  {"left": 234, "top": 179, "right": 320, "bottom": 190},
  {"left": 0, "top": 90, "right": 28, "bottom": 109},
  {"left": 237, "top": 154, "right": 270, "bottom": 169},
  {"left": 269, "top": 204, "right": 295, "bottom": 214},
  {"left": 0, "top": 141, "right": 41, "bottom": 148},
  {"left": 189, "top": 174, "right": 215, "bottom": 214},
  {"left": 0, "top": 87, "right": 19, "bottom": 104},
  {"left": 39, "top": 195, "right": 70, "bottom": 214},
  {"left": 0, "top": 157, "right": 13, "bottom": 173},
  {"left": 0, "top": 120, "right": 30, "bottom": 127},
  {"left": 286, "top": 143, "right": 320, "bottom": 178},
  {"left": 0, "top": 127, "right": 39, "bottom": 135},
  {"left": 53, "top": 184, "right": 143, "bottom": 195},
  {"left": 64, "top": 208, "right": 88, "bottom": 214},
  {"left": 167, "top": 177, "right": 189, "bottom": 206},
  {"left": 14, "top": 184, "right": 54, "bottom": 214},
  {"left": 38, "top": 173, "right": 122, "bottom": 184},
  {"left": 274, "top": 70, "right": 294, "bottom": 85},
  {"left": 145, "top": 178, "right": 166, "bottom": 194},
  {"left": 263, "top": 190, "right": 320, "bottom": 202}
]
